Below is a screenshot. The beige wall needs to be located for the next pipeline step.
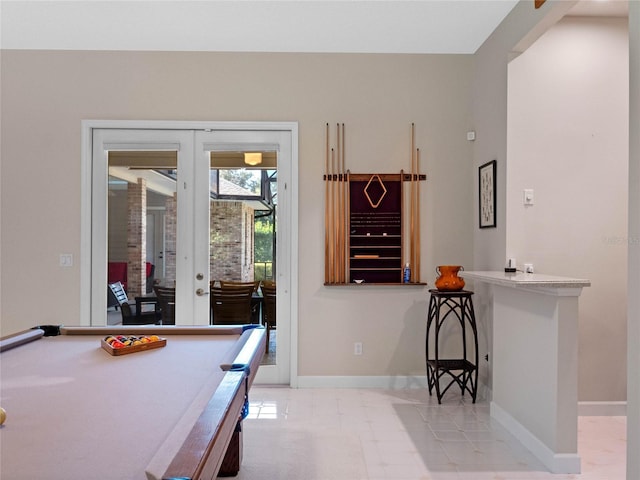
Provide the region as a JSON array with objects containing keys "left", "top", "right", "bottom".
[
  {"left": 470, "top": 0, "right": 578, "bottom": 392},
  {"left": 507, "top": 16, "right": 629, "bottom": 402},
  {"left": 0, "top": 51, "right": 475, "bottom": 378}
]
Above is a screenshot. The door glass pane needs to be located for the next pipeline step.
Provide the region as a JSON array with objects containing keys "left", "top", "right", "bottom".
[
  {"left": 107, "top": 151, "right": 178, "bottom": 326},
  {"left": 209, "top": 152, "right": 277, "bottom": 363}
]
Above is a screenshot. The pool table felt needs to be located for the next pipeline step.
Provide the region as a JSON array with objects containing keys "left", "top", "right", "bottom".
[{"left": 0, "top": 328, "right": 256, "bottom": 480}]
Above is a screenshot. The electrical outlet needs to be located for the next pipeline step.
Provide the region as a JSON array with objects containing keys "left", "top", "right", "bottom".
[{"left": 354, "top": 342, "right": 363, "bottom": 356}]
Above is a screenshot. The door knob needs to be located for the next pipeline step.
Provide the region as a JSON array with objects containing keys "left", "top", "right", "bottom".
[{"left": 196, "top": 288, "right": 208, "bottom": 296}]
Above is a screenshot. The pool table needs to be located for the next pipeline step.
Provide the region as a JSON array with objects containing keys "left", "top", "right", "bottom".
[{"left": 0, "top": 324, "right": 266, "bottom": 480}]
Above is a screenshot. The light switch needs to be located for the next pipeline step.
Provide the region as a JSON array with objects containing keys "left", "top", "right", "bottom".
[
  {"left": 524, "top": 189, "right": 534, "bottom": 206},
  {"left": 59, "top": 254, "right": 73, "bottom": 267}
]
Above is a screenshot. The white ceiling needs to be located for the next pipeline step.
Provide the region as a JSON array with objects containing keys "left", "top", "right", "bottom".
[
  {"left": 0, "top": 1, "right": 628, "bottom": 55},
  {"left": 567, "top": 0, "right": 628, "bottom": 17},
  {"left": 0, "top": 0, "right": 518, "bottom": 54}
]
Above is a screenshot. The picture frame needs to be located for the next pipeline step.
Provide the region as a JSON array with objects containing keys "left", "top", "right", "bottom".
[{"left": 479, "top": 160, "right": 496, "bottom": 229}]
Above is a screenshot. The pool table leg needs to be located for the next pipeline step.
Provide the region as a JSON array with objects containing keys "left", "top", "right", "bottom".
[{"left": 218, "top": 422, "right": 243, "bottom": 477}]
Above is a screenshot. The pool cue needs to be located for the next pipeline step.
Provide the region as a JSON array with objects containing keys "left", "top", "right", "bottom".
[
  {"left": 411, "top": 137, "right": 420, "bottom": 282},
  {"left": 342, "top": 124, "right": 347, "bottom": 283},
  {"left": 340, "top": 123, "right": 347, "bottom": 283},
  {"left": 346, "top": 169, "right": 351, "bottom": 282},
  {"left": 410, "top": 123, "right": 415, "bottom": 282},
  {"left": 325, "top": 123, "right": 330, "bottom": 283},
  {"left": 341, "top": 123, "right": 347, "bottom": 282},
  {"left": 330, "top": 148, "right": 336, "bottom": 282},
  {"left": 416, "top": 148, "right": 421, "bottom": 282},
  {"left": 338, "top": 138, "right": 342, "bottom": 282},
  {"left": 331, "top": 149, "right": 340, "bottom": 283},
  {"left": 336, "top": 123, "right": 343, "bottom": 283}
]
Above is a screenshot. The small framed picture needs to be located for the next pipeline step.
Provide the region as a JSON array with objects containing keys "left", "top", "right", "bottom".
[{"left": 479, "top": 160, "right": 496, "bottom": 229}]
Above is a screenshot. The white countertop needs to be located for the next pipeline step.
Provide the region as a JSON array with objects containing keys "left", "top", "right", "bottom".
[{"left": 461, "top": 271, "right": 591, "bottom": 289}]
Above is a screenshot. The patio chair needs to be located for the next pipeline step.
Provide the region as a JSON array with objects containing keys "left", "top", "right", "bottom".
[
  {"left": 108, "top": 282, "right": 161, "bottom": 325},
  {"left": 210, "top": 284, "right": 254, "bottom": 325},
  {"left": 153, "top": 285, "right": 176, "bottom": 325}
]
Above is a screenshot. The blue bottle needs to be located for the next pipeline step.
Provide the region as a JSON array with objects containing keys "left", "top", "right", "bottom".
[{"left": 403, "top": 263, "right": 411, "bottom": 283}]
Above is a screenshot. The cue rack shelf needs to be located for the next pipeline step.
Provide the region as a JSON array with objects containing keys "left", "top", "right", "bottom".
[{"left": 324, "top": 123, "right": 426, "bottom": 286}]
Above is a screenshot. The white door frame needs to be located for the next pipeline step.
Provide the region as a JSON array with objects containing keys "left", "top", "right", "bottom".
[{"left": 81, "top": 120, "right": 299, "bottom": 386}]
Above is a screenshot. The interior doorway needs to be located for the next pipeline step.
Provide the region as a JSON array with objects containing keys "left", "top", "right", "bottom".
[{"left": 82, "top": 120, "right": 298, "bottom": 385}]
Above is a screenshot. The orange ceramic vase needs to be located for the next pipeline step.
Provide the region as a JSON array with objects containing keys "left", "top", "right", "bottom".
[{"left": 435, "top": 265, "right": 465, "bottom": 292}]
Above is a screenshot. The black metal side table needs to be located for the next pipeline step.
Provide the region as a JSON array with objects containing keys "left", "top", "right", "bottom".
[{"left": 425, "top": 289, "right": 478, "bottom": 403}]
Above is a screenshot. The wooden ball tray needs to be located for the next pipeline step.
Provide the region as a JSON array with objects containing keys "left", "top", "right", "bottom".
[{"left": 101, "top": 336, "right": 167, "bottom": 356}]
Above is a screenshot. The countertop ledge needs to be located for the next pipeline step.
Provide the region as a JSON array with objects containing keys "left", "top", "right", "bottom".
[{"left": 461, "top": 271, "right": 591, "bottom": 289}]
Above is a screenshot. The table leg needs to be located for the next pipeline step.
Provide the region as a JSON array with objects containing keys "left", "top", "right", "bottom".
[{"left": 218, "top": 422, "right": 243, "bottom": 477}]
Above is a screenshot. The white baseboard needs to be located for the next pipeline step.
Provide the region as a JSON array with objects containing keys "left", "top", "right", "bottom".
[
  {"left": 293, "top": 379, "right": 626, "bottom": 417},
  {"left": 296, "top": 375, "right": 428, "bottom": 389},
  {"left": 578, "top": 401, "right": 627, "bottom": 416},
  {"left": 295, "top": 376, "right": 491, "bottom": 402},
  {"left": 490, "top": 401, "right": 581, "bottom": 474}
]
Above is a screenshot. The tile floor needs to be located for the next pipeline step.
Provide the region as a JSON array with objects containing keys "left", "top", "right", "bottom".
[{"left": 238, "top": 387, "right": 626, "bottom": 480}]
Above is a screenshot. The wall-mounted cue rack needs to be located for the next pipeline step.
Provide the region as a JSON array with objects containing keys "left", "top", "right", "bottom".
[{"left": 324, "top": 123, "right": 426, "bottom": 286}]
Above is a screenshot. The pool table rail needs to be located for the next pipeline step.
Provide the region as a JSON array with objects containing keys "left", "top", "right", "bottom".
[
  {"left": 0, "top": 327, "right": 45, "bottom": 352},
  {"left": 159, "top": 370, "right": 246, "bottom": 480},
  {"left": 220, "top": 327, "right": 266, "bottom": 384},
  {"left": 151, "top": 327, "right": 265, "bottom": 480}
]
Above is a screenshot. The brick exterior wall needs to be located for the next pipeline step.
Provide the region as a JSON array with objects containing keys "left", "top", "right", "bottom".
[
  {"left": 210, "top": 201, "right": 255, "bottom": 282},
  {"left": 164, "top": 193, "right": 178, "bottom": 284},
  {"left": 127, "top": 178, "right": 146, "bottom": 296}
]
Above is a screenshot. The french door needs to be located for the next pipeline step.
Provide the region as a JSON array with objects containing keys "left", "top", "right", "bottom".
[{"left": 86, "top": 122, "right": 297, "bottom": 385}]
